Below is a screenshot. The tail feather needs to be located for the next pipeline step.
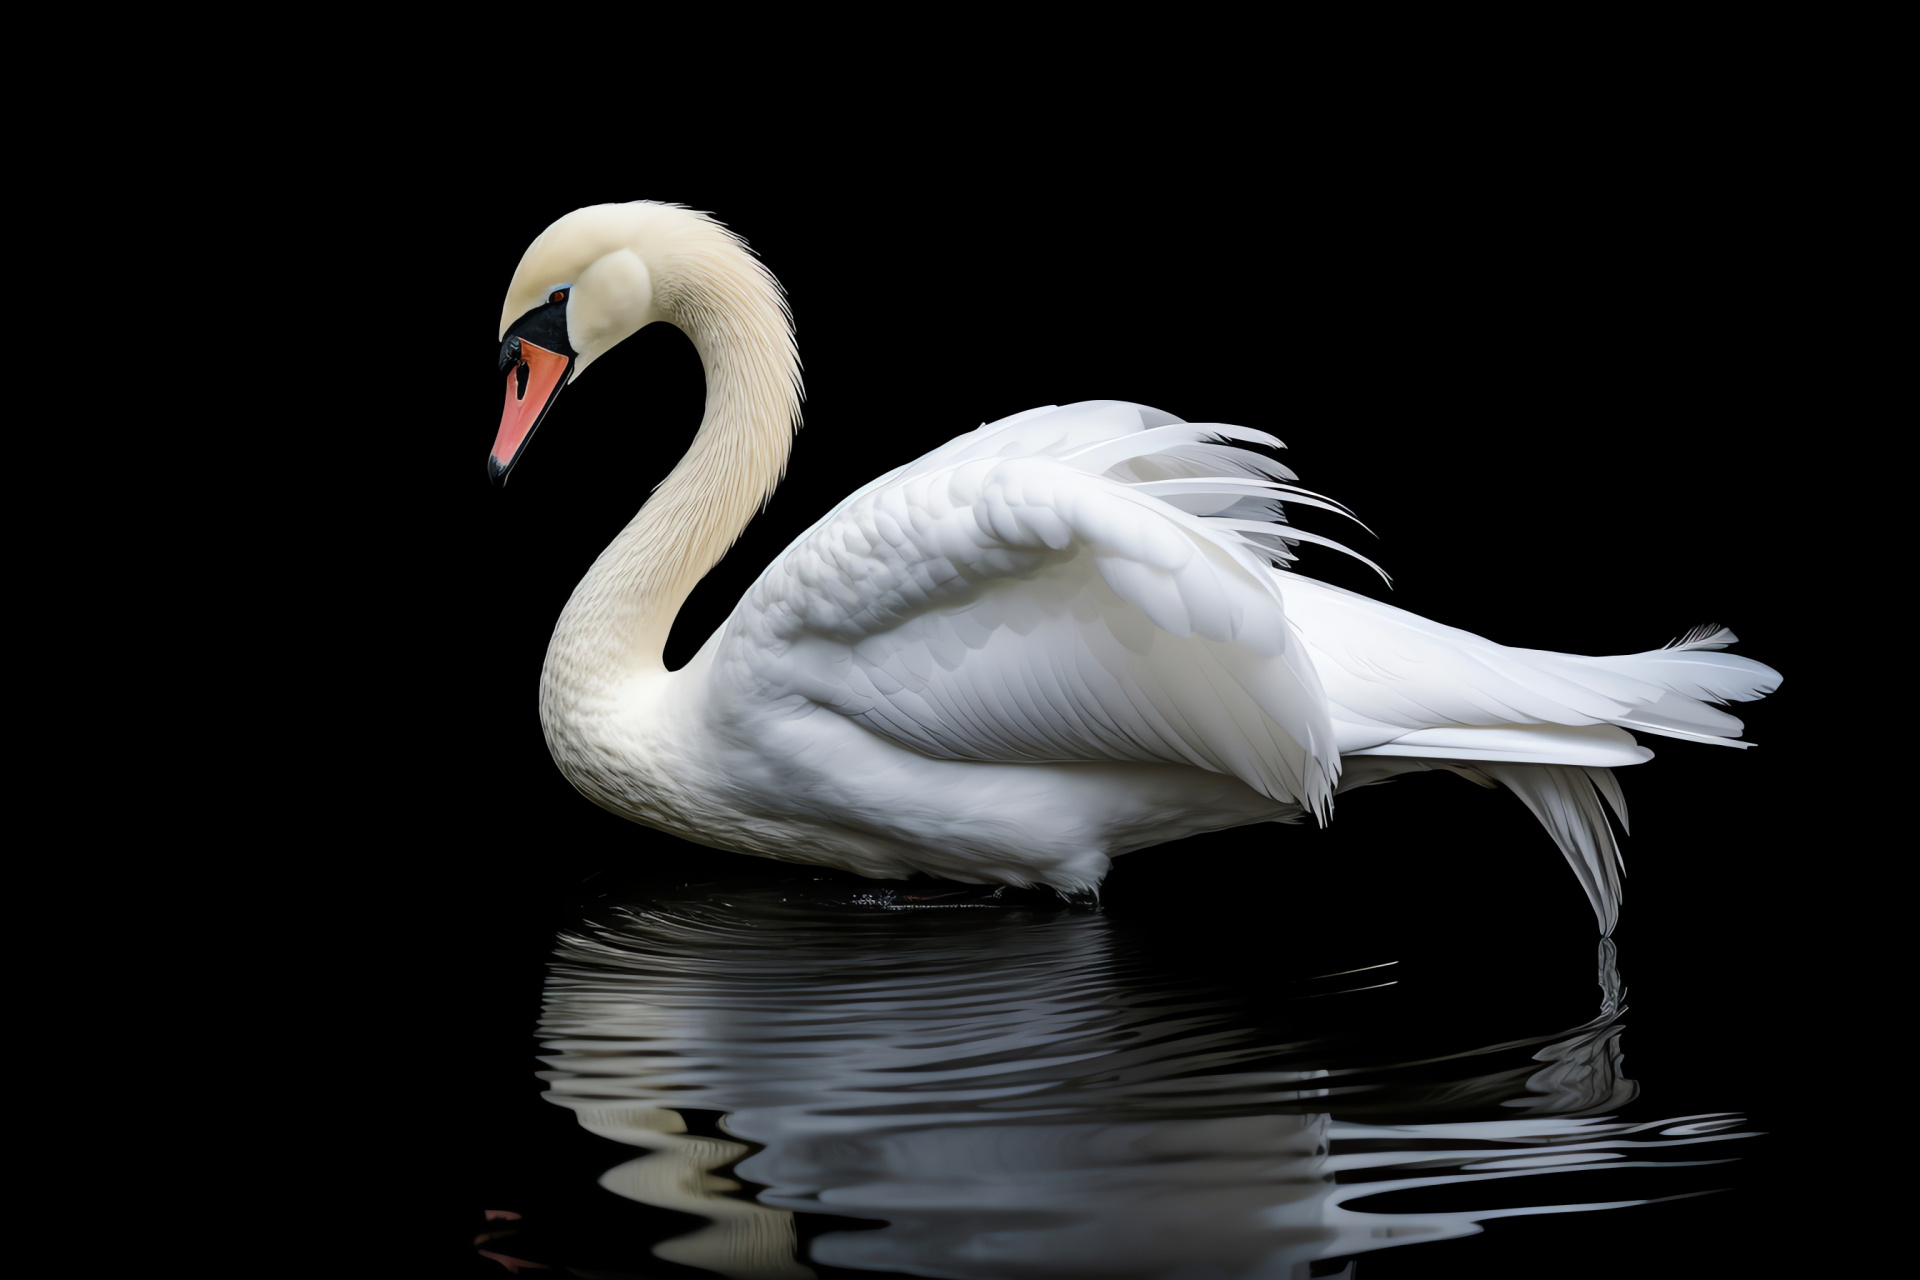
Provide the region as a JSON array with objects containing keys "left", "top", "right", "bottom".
[
  {"left": 1479, "top": 763, "right": 1628, "bottom": 935},
  {"left": 1576, "top": 626, "right": 1782, "bottom": 748}
]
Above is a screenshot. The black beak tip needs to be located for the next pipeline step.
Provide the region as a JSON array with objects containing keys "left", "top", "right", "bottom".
[{"left": 488, "top": 454, "right": 511, "bottom": 488}]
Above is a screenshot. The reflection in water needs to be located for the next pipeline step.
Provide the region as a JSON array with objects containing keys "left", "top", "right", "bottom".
[{"left": 536, "top": 886, "right": 1751, "bottom": 1279}]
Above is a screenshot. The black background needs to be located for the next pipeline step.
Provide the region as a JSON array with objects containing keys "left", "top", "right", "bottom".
[{"left": 284, "top": 110, "right": 1844, "bottom": 1276}]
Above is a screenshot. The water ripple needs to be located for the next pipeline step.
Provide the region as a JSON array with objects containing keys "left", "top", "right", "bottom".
[{"left": 530, "top": 882, "right": 1751, "bottom": 1279}]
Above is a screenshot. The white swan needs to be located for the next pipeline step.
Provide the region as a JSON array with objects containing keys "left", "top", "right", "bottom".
[{"left": 490, "top": 202, "right": 1780, "bottom": 932}]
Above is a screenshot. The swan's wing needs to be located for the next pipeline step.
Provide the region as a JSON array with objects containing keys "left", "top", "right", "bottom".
[{"left": 719, "top": 402, "right": 1380, "bottom": 816}]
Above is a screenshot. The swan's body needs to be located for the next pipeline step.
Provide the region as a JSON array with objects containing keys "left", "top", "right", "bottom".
[{"left": 492, "top": 202, "right": 1780, "bottom": 931}]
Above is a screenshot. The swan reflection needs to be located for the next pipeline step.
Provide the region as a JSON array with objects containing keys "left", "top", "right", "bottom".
[{"left": 536, "top": 885, "right": 1750, "bottom": 1279}]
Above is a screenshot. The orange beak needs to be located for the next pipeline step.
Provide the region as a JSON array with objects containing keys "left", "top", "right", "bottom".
[{"left": 489, "top": 339, "right": 572, "bottom": 485}]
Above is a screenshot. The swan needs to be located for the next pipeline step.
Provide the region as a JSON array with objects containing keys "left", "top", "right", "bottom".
[{"left": 489, "top": 201, "right": 1780, "bottom": 932}]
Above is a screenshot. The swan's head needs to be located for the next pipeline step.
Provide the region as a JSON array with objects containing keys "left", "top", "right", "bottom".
[
  {"left": 490, "top": 204, "right": 674, "bottom": 484},
  {"left": 489, "top": 201, "right": 798, "bottom": 489}
]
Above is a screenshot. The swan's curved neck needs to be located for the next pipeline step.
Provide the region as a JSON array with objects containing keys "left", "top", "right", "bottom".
[{"left": 541, "top": 226, "right": 799, "bottom": 709}]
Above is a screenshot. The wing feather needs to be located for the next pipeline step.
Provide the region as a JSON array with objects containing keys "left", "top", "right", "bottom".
[{"left": 722, "top": 402, "right": 1347, "bottom": 815}]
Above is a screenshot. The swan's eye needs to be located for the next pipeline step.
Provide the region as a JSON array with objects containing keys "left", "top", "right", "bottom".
[{"left": 550, "top": 289, "right": 568, "bottom": 304}]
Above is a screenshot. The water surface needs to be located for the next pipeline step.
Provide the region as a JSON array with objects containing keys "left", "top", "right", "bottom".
[{"left": 477, "top": 881, "right": 1758, "bottom": 1278}]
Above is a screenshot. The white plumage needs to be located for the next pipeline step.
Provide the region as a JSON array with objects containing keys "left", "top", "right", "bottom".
[{"left": 492, "top": 202, "right": 1780, "bottom": 933}]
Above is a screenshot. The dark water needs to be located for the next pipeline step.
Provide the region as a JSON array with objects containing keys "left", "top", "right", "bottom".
[{"left": 459, "top": 878, "right": 1773, "bottom": 1279}]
